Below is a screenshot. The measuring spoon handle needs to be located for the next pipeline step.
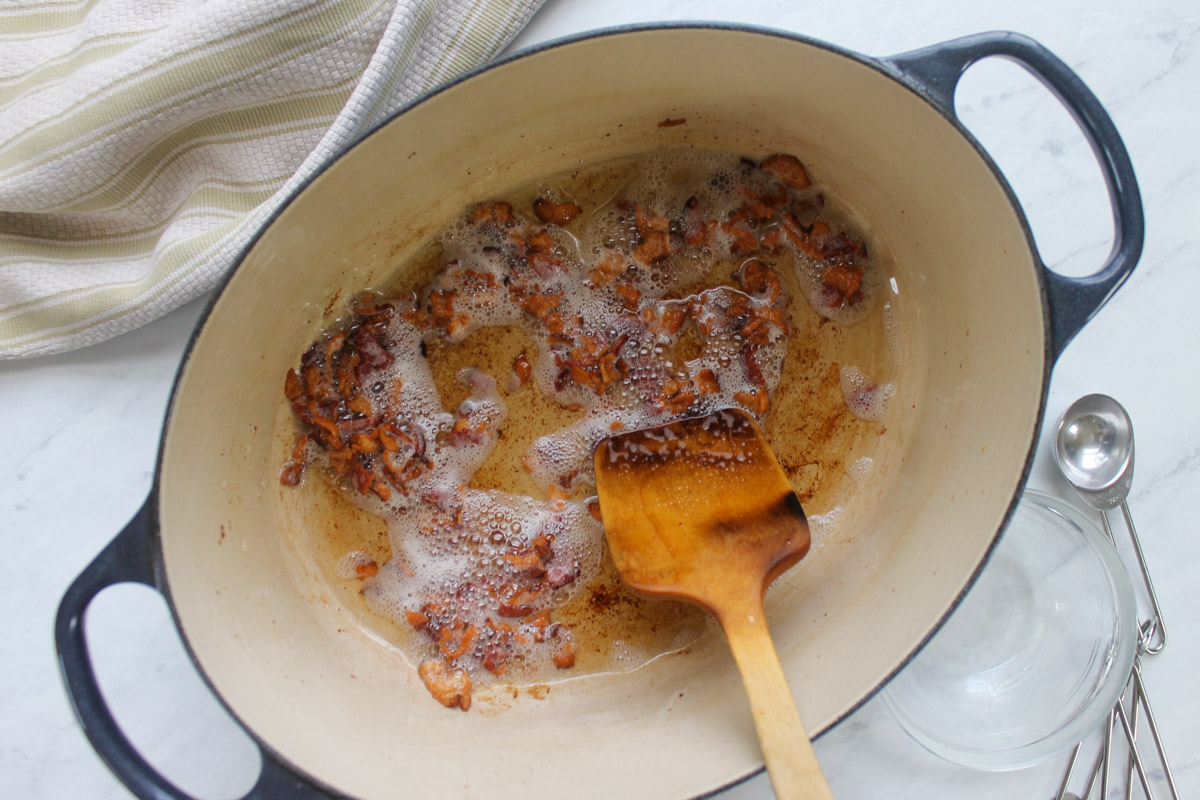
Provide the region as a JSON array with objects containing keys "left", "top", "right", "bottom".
[{"left": 1119, "top": 501, "right": 1167, "bottom": 654}]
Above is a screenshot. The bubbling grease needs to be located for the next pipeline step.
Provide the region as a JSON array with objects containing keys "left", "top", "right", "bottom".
[{"left": 287, "top": 149, "right": 896, "bottom": 704}]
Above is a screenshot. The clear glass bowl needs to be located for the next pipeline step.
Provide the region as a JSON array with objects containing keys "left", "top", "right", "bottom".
[{"left": 881, "top": 490, "right": 1137, "bottom": 770}]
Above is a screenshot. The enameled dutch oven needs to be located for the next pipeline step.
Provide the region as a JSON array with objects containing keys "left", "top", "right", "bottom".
[{"left": 56, "top": 24, "right": 1142, "bottom": 800}]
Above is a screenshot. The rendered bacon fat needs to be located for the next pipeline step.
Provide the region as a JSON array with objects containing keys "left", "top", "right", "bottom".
[{"left": 281, "top": 151, "right": 882, "bottom": 710}]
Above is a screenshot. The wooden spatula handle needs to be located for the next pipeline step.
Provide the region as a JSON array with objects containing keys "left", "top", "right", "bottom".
[{"left": 723, "top": 605, "right": 835, "bottom": 800}]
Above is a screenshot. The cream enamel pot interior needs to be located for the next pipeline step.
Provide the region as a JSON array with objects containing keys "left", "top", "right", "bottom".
[{"left": 57, "top": 26, "right": 1141, "bottom": 800}]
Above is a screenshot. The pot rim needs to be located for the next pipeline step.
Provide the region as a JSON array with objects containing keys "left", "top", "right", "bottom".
[{"left": 102, "top": 22, "right": 1096, "bottom": 800}]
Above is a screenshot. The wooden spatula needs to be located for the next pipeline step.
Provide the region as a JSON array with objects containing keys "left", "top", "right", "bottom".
[{"left": 593, "top": 407, "right": 834, "bottom": 800}]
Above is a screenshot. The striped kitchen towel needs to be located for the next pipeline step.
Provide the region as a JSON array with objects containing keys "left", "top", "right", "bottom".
[{"left": 0, "top": 0, "right": 545, "bottom": 358}]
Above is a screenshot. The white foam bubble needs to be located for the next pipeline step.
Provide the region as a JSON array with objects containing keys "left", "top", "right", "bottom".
[
  {"left": 840, "top": 365, "right": 894, "bottom": 422},
  {"left": 335, "top": 550, "right": 375, "bottom": 580},
  {"left": 847, "top": 456, "right": 874, "bottom": 485}
]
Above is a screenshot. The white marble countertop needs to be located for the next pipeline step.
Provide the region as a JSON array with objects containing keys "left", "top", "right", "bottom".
[{"left": 2, "top": 0, "right": 1197, "bottom": 798}]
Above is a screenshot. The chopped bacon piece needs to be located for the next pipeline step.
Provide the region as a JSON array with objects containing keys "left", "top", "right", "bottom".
[
  {"left": 525, "top": 228, "right": 555, "bottom": 254},
  {"left": 634, "top": 231, "right": 673, "bottom": 264},
  {"left": 761, "top": 154, "right": 811, "bottom": 190},
  {"left": 468, "top": 201, "right": 514, "bottom": 227},
  {"left": 430, "top": 289, "right": 457, "bottom": 323},
  {"left": 632, "top": 203, "right": 674, "bottom": 264},
  {"left": 735, "top": 387, "right": 771, "bottom": 415},
  {"left": 695, "top": 368, "right": 720, "bottom": 396},
  {"left": 351, "top": 291, "right": 394, "bottom": 317},
  {"left": 667, "top": 388, "right": 697, "bottom": 415},
  {"left": 720, "top": 223, "right": 759, "bottom": 256},
  {"left": 498, "top": 587, "right": 540, "bottom": 618},
  {"left": 739, "top": 260, "right": 769, "bottom": 294},
  {"left": 760, "top": 227, "right": 786, "bottom": 253},
  {"left": 284, "top": 368, "right": 304, "bottom": 401},
  {"left": 657, "top": 117, "right": 686, "bottom": 128},
  {"left": 418, "top": 660, "right": 472, "bottom": 711},
  {"left": 528, "top": 252, "right": 567, "bottom": 279},
  {"left": 822, "top": 264, "right": 865, "bottom": 306},
  {"left": 660, "top": 305, "right": 686, "bottom": 335},
  {"left": 743, "top": 346, "right": 765, "bottom": 387},
  {"left": 588, "top": 250, "right": 627, "bottom": 287},
  {"left": 553, "top": 638, "right": 576, "bottom": 669},
  {"left": 355, "top": 560, "right": 379, "bottom": 578},
  {"left": 521, "top": 291, "right": 562, "bottom": 319},
  {"left": 510, "top": 351, "right": 532, "bottom": 389},
  {"left": 439, "top": 624, "right": 478, "bottom": 660},
  {"left": 279, "top": 434, "right": 308, "bottom": 486},
  {"left": 347, "top": 430, "right": 377, "bottom": 455},
  {"left": 503, "top": 551, "right": 547, "bottom": 576},
  {"left": 533, "top": 198, "right": 582, "bottom": 226},
  {"left": 613, "top": 281, "right": 640, "bottom": 312},
  {"left": 405, "top": 609, "right": 429, "bottom": 628}
]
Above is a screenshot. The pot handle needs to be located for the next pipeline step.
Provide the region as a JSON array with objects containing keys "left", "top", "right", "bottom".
[
  {"left": 55, "top": 497, "right": 343, "bottom": 800},
  {"left": 884, "top": 31, "right": 1144, "bottom": 360}
]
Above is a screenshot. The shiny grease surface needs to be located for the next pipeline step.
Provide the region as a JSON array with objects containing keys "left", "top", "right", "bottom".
[{"left": 287, "top": 150, "right": 897, "bottom": 692}]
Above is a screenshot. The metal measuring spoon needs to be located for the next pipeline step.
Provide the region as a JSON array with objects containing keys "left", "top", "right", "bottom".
[
  {"left": 1052, "top": 393, "right": 1177, "bottom": 800},
  {"left": 1053, "top": 393, "right": 1165, "bottom": 653}
]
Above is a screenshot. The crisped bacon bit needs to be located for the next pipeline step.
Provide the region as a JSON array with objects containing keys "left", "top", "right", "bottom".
[
  {"left": 588, "top": 251, "right": 627, "bottom": 287},
  {"left": 632, "top": 203, "right": 674, "bottom": 264},
  {"left": 405, "top": 609, "right": 429, "bottom": 628},
  {"left": 660, "top": 305, "right": 686, "bottom": 335},
  {"left": 760, "top": 228, "right": 785, "bottom": 253},
  {"left": 499, "top": 587, "right": 541, "bottom": 618},
  {"left": 528, "top": 252, "right": 567, "bottom": 279},
  {"left": 521, "top": 291, "right": 562, "bottom": 320},
  {"left": 761, "top": 153, "right": 810, "bottom": 190},
  {"left": 739, "top": 260, "right": 769, "bottom": 294},
  {"left": 401, "top": 305, "right": 431, "bottom": 330},
  {"left": 731, "top": 188, "right": 787, "bottom": 225},
  {"left": 720, "top": 222, "right": 759, "bottom": 256},
  {"left": 355, "top": 560, "right": 379, "bottom": 578},
  {"left": 351, "top": 291, "right": 394, "bottom": 317},
  {"left": 430, "top": 289, "right": 457, "bottom": 323},
  {"left": 445, "top": 317, "right": 469, "bottom": 339},
  {"left": 533, "top": 198, "right": 582, "bottom": 226},
  {"left": 503, "top": 551, "right": 547, "bottom": 575},
  {"left": 634, "top": 231, "right": 673, "bottom": 264},
  {"left": 525, "top": 228, "right": 555, "bottom": 254},
  {"left": 695, "top": 368, "right": 720, "bottom": 396},
  {"left": 553, "top": 638, "right": 576, "bottom": 669},
  {"left": 743, "top": 346, "right": 765, "bottom": 387},
  {"left": 279, "top": 435, "right": 308, "bottom": 486},
  {"left": 587, "top": 500, "right": 603, "bottom": 521},
  {"left": 510, "top": 351, "right": 532, "bottom": 390},
  {"left": 284, "top": 368, "right": 304, "bottom": 401},
  {"left": 439, "top": 624, "right": 478, "bottom": 660},
  {"left": 661, "top": 378, "right": 697, "bottom": 415},
  {"left": 822, "top": 264, "right": 865, "bottom": 307},
  {"left": 418, "top": 660, "right": 471, "bottom": 711},
  {"left": 613, "top": 281, "right": 640, "bottom": 312},
  {"left": 735, "top": 387, "right": 771, "bottom": 415},
  {"left": 468, "top": 201, "right": 514, "bottom": 227}
]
